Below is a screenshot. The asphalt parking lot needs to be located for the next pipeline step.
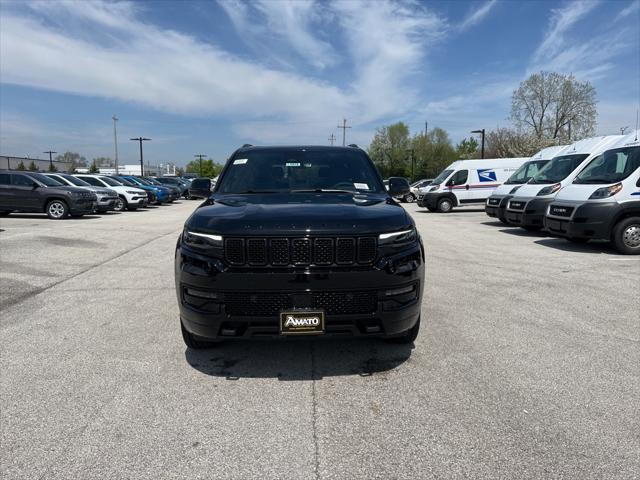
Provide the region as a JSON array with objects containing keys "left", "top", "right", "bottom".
[{"left": 1, "top": 201, "right": 638, "bottom": 479}]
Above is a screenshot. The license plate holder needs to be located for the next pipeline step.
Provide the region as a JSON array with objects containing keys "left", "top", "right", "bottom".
[{"left": 280, "top": 310, "right": 325, "bottom": 335}]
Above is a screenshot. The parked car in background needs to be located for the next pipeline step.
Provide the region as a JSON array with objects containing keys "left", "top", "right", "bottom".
[
  {"left": 187, "top": 177, "right": 213, "bottom": 199},
  {"left": 141, "top": 177, "right": 181, "bottom": 201},
  {"left": 484, "top": 145, "right": 567, "bottom": 224},
  {"left": 0, "top": 170, "right": 97, "bottom": 219},
  {"left": 111, "top": 175, "right": 166, "bottom": 205},
  {"left": 418, "top": 157, "right": 529, "bottom": 212},
  {"left": 154, "top": 176, "right": 189, "bottom": 197},
  {"left": 75, "top": 174, "right": 148, "bottom": 211},
  {"left": 505, "top": 135, "right": 622, "bottom": 231},
  {"left": 544, "top": 130, "right": 640, "bottom": 254},
  {"left": 383, "top": 177, "right": 412, "bottom": 202},
  {"left": 45, "top": 173, "right": 117, "bottom": 213},
  {"left": 408, "top": 178, "right": 433, "bottom": 203}
]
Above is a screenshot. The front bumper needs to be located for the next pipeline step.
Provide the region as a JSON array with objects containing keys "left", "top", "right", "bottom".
[
  {"left": 130, "top": 195, "right": 149, "bottom": 206},
  {"left": 69, "top": 198, "right": 97, "bottom": 214},
  {"left": 176, "top": 243, "right": 425, "bottom": 340},
  {"left": 485, "top": 195, "right": 511, "bottom": 220},
  {"left": 96, "top": 197, "right": 117, "bottom": 211},
  {"left": 505, "top": 197, "right": 553, "bottom": 228},
  {"left": 544, "top": 201, "right": 617, "bottom": 240},
  {"left": 418, "top": 192, "right": 447, "bottom": 209}
]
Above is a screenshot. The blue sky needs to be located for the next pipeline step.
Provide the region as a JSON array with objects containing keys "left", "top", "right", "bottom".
[{"left": 0, "top": 0, "right": 638, "bottom": 167}]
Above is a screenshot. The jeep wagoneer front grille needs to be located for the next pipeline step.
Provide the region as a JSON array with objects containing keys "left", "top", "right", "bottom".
[{"left": 224, "top": 236, "right": 377, "bottom": 267}]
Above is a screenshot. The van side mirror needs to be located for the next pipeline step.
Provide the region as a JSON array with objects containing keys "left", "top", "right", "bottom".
[{"left": 388, "top": 177, "right": 410, "bottom": 197}]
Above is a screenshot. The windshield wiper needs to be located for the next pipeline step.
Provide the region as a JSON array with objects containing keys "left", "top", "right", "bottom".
[
  {"left": 234, "top": 190, "right": 279, "bottom": 194},
  {"left": 291, "top": 189, "right": 356, "bottom": 194},
  {"left": 574, "top": 177, "right": 617, "bottom": 184}
]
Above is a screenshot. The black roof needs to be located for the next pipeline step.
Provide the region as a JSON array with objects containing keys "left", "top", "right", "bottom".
[{"left": 235, "top": 145, "right": 361, "bottom": 153}]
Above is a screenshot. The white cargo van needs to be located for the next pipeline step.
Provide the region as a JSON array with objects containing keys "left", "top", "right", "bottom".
[
  {"left": 485, "top": 145, "right": 569, "bottom": 224},
  {"left": 417, "top": 157, "right": 528, "bottom": 212},
  {"left": 544, "top": 130, "right": 640, "bottom": 254},
  {"left": 505, "top": 135, "right": 622, "bottom": 230}
]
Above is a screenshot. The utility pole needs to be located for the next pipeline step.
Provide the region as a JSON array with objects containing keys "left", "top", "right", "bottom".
[
  {"left": 112, "top": 115, "right": 119, "bottom": 174},
  {"left": 406, "top": 148, "right": 415, "bottom": 182},
  {"left": 194, "top": 154, "right": 207, "bottom": 177},
  {"left": 471, "top": 129, "right": 485, "bottom": 159},
  {"left": 568, "top": 120, "right": 572, "bottom": 141},
  {"left": 337, "top": 118, "right": 351, "bottom": 147},
  {"left": 43, "top": 150, "right": 57, "bottom": 170},
  {"left": 425, "top": 121, "right": 428, "bottom": 137},
  {"left": 130, "top": 137, "right": 151, "bottom": 175},
  {"left": 328, "top": 133, "right": 336, "bottom": 146}
]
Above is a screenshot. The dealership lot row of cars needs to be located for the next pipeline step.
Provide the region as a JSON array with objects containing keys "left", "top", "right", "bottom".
[
  {"left": 0, "top": 172, "right": 202, "bottom": 219},
  {"left": 416, "top": 130, "right": 640, "bottom": 254}
]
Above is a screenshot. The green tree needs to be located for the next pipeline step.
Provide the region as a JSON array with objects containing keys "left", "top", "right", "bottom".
[
  {"left": 368, "top": 122, "right": 411, "bottom": 178},
  {"left": 16, "top": 160, "right": 26, "bottom": 170},
  {"left": 48, "top": 162, "right": 58, "bottom": 172},
  {"left": 411, "top": 127, "right": 457, "bottom": 179},
  {"left": 55, "top": 151, "right": 87, "bottom": 172},
  {"left": 88, "top": 161, "right": 99, "bottom": 173},
  {"left": 455, "top": 137, "right": 479, "bottom": 159},
  {"left": 185, "top": 158, "right": 224, "bottom": 178},
  {"left": 28, "top": 161, "right": 38, "bottom": 171}
]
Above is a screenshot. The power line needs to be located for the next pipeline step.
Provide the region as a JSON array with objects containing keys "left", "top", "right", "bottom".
[
  {"left": 328, "top": 133, "right": 336, "bottom": 146},
  {"left": 337, "top": 118, "right": 351, "bottom": 147}
]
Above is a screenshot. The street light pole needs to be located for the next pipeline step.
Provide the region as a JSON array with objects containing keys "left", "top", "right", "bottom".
[
  {"left": 194, "top": 154, "right": 207, "bottom": 177},
  {"left": 130, "top": 137, "right": 151, "bottom": 175},
  {"left": 112, "top": 115, "right": 119, "bottom": 174},
  {"left": 471, "top": 129, "right": 485, "bottom": 159}
]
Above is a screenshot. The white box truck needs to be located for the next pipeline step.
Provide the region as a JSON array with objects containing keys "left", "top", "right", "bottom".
[
  {"left": 505, "top": 135, "right": 622, "bottom": 231},
  {"left": 544, "top": 130, "right": 640, "bottom": 254},
  {"left": 417, "top": 157, "right": 529, "bottom": 213},
  {"left": 485, "top": 145, "right": 569, "bottom": 224}
]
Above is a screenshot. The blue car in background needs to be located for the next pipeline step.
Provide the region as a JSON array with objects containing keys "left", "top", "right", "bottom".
[{"left": 112, "top": 175, "right": 171, "bottom": 204}]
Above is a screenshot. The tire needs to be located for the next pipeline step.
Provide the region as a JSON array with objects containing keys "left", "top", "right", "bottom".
[
  {"left": 612, "top": 216, "right": 640, "bottom": 255},
  {"left": 386, "top": 316, "right": 420, "bottom": 344},
  {"left": 114, "top": 196, "right": 127, "bottom": 212},
  {"left": 46, "top": 199, "right": 69, "bottom": 220},
  {"left": 437, "top": 197, "right": 453, "bottom": 213},
  {"left": 427, "top": 206, "right": 437, "bottom": 212},
  {"left": 181, "top": 321, "right": 218, "bottom": 349},
  {"left": 404, "top": 193, "right": 416, "bottom": 203}
]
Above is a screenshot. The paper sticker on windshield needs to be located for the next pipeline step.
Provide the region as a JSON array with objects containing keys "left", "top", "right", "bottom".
[
  {"left": 286, "top": 162, "right": 300, "bottom": 167},
  {"left": 233, "top": 158, "right": 248, "bottom": 165},
  {"left": 354, "top": 182, "right": 369, "bottom": 190}
]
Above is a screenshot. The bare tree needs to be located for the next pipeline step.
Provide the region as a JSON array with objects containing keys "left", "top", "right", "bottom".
[{"left": 511, "top": 71, "right": 596, "bottom": 142}]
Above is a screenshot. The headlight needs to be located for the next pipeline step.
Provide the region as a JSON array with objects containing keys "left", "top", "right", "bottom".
[
  {"left": 536, "top": 183, "right": 561, "bottom": 196},
  {"left": 509, "top": 186, "right": 521, "bottom": 194},
  {"left": 589, "top": 182, "right": 622, "bottom": 199},
  {"left": 183, "top": 230, "right": 223, "bottom": 249},
  {"left": 429, "top": 185, "right": 439, "bottom": 192},
  {"left": 126, "top": 190, "right": 141, "bottom": 194},
  {"left": 378, "top": 227, "right": 417, "bottom": 246}
]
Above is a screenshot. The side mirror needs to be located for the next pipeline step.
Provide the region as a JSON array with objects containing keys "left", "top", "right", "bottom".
[
  {"left": 388, "top": 177, "right": 410, "bottom": 197},
  {"left": 189, "top": 178, "right": 212, "bottom": 199}
]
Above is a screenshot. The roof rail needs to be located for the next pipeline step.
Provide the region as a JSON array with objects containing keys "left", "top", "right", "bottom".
[{"left": 241, "top": 143, "right": 253, "bottom": 148}]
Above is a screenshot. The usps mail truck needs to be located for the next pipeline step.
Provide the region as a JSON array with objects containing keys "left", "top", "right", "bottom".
[
  {"left": 485, "top": 145, "right": 569, "bottom": 224},
  {"left": 505, "top": 135, "right": 622, "bottom": 231},
  {"left": 417, "top": 158, "right": 528, "bottom": 212},
  {"left": 544, "top": 130, "right": 640, "bottom": 254}
]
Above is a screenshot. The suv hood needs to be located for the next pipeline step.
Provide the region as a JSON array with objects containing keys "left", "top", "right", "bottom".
[{"left": 187, "top": 193, "right": 409, "bottom": 235}]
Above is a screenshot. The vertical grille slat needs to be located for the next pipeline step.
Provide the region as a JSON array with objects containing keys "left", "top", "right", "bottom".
[{"left": 224, "top": 236, "right": 377, "bottom": 267}]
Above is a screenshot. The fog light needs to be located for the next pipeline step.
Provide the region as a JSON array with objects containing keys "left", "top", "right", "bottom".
[
  {"left": 185, "top": 288, "right": 218, "bottom": 299},
  {"left": 385, "top": 285, "right": 414, "bottom": 296}
]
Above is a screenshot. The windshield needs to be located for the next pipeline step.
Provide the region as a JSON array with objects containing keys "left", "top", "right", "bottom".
[
  {"left": 98, "top": 176, "right": 122, "bottom": 187},
  {"left": 504, "top": 160, "right": 550, "bottom": 184},
  {"left": 111, "top": 176, "right": 133, "bottom": 186},
  {"left": 61, "top": 174, "right": 91, "bottom": 186},
  {"left": 431, "top": 169, "right": 453, "bottom": 185},
  {"left": 529, "top": 154, "right": 589, "bottom": 184},
  {"left": 573, "top": 146, "right": 640, "bottom": 184},
  {"left": 27, "top": 173, "right": 64, "bottom": 186},
  {"left": 217, "top": 148, "right": 384, "bottom": 194},
  {"left": 143, "top": 177, "right": 161, "bottom": 185},
  {"left": 134, "top": 177, "right": 152, "bottom": 185}
]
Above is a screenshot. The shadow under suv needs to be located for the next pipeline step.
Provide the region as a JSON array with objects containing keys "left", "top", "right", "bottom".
[
  {"left": 175, "top": 145, "right": 425, "bottom": 349},
  {"left": 0, "top": 171, "right": 97, "bottom": 219}
]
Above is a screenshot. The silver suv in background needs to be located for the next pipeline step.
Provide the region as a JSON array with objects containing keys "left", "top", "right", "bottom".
[{"left": 45, "top": 173, "right": 118, "bottom": 213}]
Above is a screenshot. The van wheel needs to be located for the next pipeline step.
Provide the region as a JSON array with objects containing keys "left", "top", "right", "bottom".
[
  {"left": 46, "top": 200, "right": 69, "bottom": 219},
  {"left": 612, "top": 217, "right": 640, "bottom": 255},
  {"left": 437, "top": 198, "right": 453, "bottom": 213},
  {"left": 114, "top": 196, "right": 127, "bottom": 212},
  {"left": 181, "top": 321, "right": 218, "bottom": 349},
  {"left": 386, "top": 316, "right": 420, "bottom": 344}
]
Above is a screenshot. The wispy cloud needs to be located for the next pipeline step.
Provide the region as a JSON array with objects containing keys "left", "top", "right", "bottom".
[
  {"left": 615, "top": 0, "right": 639, "bottom": 21},
  {"left": 458, "top": 0, "right": 498, "bottom": 31}
]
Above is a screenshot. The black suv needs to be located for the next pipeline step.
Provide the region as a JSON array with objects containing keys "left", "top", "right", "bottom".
[
  {"left": 175, "top": 146, "right": 425, "bottom": 348},
  {"left": 0, "top": 171, "right": 97, "bottom": 219}
]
